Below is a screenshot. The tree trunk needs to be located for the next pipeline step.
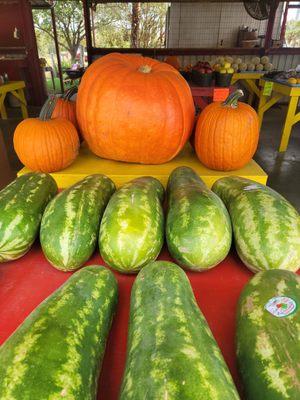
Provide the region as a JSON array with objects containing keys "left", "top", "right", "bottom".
[
  {"left": 69, "top": 45, "right": 78, "bottom": 64},
  {"left": 131, "top": 2, "right": 140, "bottom": 48}
]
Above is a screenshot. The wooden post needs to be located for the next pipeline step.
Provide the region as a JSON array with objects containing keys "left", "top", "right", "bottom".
[
  {"left": 21, "top": 0, "right": 47, "bottom": 105},
  {"left": 0, "top": 129, "right": 15, "bottom": 190},
  {"left": 82, "top": 0, "right": 93, "bottom": 65},
  {"left": 264, "top": 1, "right": 279, "bottom": 50},
  {"left": 280, "top": 1, "right": 289, "bottom": 42},
  {"left": 51, "top": 7, "right": 64, "bottom": 93}
]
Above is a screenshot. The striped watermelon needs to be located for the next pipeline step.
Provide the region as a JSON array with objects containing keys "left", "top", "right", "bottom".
[
  {"left": 0, "top": 173, "right": 57, "bottom": 262},
  {"left": 212, "top": 176, "right": 300, "bottom": 272},
  {"left": 0, "top": 265, "right": 118, "bottom": 400},
  {"left": 237, "top": 269, "right": 300, "bottom": 399},
  {"left": 166, "top": 166, "right": 232, "bottom": 270},
  {"left": 99, "top": 177, "right": 164, "bottom": 273},
  {"left": 120, "top": 261, "right": 240, "bottom": 399},
  {"left": 40, "top": 174, "right": 115, "bottom": 271}
]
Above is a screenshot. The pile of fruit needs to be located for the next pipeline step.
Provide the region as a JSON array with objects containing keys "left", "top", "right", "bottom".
[
  {"left": 213, "top": 57, "right": 234, "bottom": 74},
  {"left": 287, "top": 76, "right": 300, "bottom": 85},
  {"left": 192, "top": 60, "right": 213, "bottom": 75},
  {"left": 213, "top": 56, "right": 274, "bottom": 73},
  {"left": 0, "top": 170, "right": 299, "bottom": 399}
]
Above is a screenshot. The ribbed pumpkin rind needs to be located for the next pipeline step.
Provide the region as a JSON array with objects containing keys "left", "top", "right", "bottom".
[
  {"left": 13, "top": 118, "right": 79, "bottom": 173},
  {"left": 195, "top": 101, "right": 259, "bottom": 171},
  {"left": 0, "top": 173, "right": 58, "bottom": 262},
  {"left": 76, "top": 53, "right": 195, "bottom": 164},
  {"left": 237, "top": 270, "right": 300, "bottom": 400},
  {"left": 166, "top": 166, "right": 232, "bottom": 270},
  {"left": 52, "top": 98, "right": 80, "bottom": 132},
  {"left": 40, "top": 174, "right": 115, "bottom": 271},
  {"left": 0, "top": 265, "right": 118, "bottom": 399},
  {"left": 212, "top": 176, "right": 300, "bottom": 272},
  {"left": 99, "top": 177, "right": 164, "bottom": 273},
  {"left": 120, "top": 261, "right": 240, "bottom": 399}
]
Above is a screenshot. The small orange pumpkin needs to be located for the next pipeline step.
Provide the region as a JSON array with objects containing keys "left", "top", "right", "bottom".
[
  {"left": 51, "top": 87, "right": 80, "bottom": 133},
  {"left": 195, "top": 90, "right": 259, "bottom": 171},
  {"left": 14, "top": 97, "right": 79, "bottom": 173},
  {"left": 164, "top": 55, "right": 180, "bottom": 70}
]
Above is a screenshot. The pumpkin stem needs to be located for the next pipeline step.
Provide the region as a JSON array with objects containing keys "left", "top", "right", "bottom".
[
  {"left": 39, "top": 96, "right": 57, "bottom": 121},
  {"left": 139, "top": 65, "right": 152, "bottom": 74},
  {"left": 222, "top": 89, "right": 244, "bottom": 109},
  {"left": 63, "top": 86, "right": 77, "bottom": 101}
]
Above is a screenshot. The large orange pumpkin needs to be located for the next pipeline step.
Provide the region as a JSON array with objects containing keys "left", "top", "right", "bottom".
[
  {"left": 164, "top": 55, "right": 180, "bottom": 70},
  {"left": 76, "top": 53, "right": 195, "bottom": 164},
  {"left": 14, "top": 97, "right": 79, "bottom": 173},
  {"left": 195, "top": 90, "right": 259, "bottom": 171},
  {"left": 51, "top": 87, "right": 80, "bottom": 132}
]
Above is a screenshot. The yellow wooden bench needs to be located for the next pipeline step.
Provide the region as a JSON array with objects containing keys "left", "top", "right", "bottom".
[{"left": 0, "top": 81, "right": 28, "bottom": 119}]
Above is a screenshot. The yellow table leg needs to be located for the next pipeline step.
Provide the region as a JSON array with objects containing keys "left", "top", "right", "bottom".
[
  {"left": 248, "top": 91, "right": 254, "bottom": 106},
  {"left": 258, "top": 93, "right": 282, "bottom": 130},
  {"left": 0, "top": 93, "right": 8, "bottom": 119},
  {"left": 257, "top": 93, "right": 267, "bottom": 130},
  {"left": 16, "top": 88, "right": 28, "bottom": 119},
  {"left": 279, "top": 96, "right": 299, "bottom": 152}
]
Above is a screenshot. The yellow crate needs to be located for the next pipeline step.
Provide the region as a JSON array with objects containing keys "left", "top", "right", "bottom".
[{"left": 18, "top": 143, "right": 268, "bottom": 188}]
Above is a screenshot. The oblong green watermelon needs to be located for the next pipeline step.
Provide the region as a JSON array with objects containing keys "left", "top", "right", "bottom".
[
  {"left": 99, "top": 177, "right": 164, "bottom": 273},
  {"left": 0, "top": 265, "right": 118, "bottom": 400},
  {"left": 0, "top": 172, "right": 57, "bottom": 262},
  {"left": 166, "top": 166, "right": 232, "bottom": 270},
  {"left": 40, "top": 174, "right": 115, "bottom": 271},
  {"left": 237, "top": 269, "right": 300, "bottom": 400},
  {"left": 212, "top": 176, "right": 300, "bottom": 272},
  {"left": 119, "top": 261, "right": 240, "bottom": 399}
]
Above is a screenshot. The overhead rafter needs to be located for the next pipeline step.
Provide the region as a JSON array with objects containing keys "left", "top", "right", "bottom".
[
  {"left": 88, "top": 0, "right": 285, "bottom": 3},
  {"left": 30, "top": 0, "right": 55, "bottom": 10}
]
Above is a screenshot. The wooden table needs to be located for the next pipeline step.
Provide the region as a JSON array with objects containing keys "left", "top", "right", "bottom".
[
  {"left": 258, "top": 78, "right": 300, "bottom": 152},
  {"left": 190, "top": 85, "right": 235, "bottom": 110},
  {"left": 0, "top": 81, "right": 28, "bottom": 119},
  {"left": 231, "top": 72, "right": 264, "bottom": 106}
]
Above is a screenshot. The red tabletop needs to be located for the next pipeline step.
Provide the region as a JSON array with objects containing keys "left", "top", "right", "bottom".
[
  {"left": 190, "top": 85, "right": 235, "bottom": 109},
  {"left": 0, "top": 244, "right": 253, "bottom": 399}
]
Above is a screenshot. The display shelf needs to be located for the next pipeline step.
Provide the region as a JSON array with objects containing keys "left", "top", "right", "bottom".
[
  {"left": 0, "top": 244, "right": 253, "bottom": 399},
  {"left": 18, "top": 143, "right": 268, "bottom": 188}
]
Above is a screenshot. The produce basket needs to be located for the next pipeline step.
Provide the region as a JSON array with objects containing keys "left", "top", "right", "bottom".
[
  {"left": 180, "top": 70, "right": 192, "bottom": 81},
  {"left": 215, "top": 72, "right": 233, "bottom": 87},
  {"left": 191, "top": 70, "right": 213, "bottom": 87}
]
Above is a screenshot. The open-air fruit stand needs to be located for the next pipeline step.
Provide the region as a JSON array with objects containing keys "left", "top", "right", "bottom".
[{"left": 1, "top": 50, "right": 299, "bottom": 400}]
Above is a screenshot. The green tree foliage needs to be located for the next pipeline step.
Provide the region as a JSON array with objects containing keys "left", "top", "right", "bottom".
[
  {"left": 33, "top": 0, "right": 85, "bottom": 62},
  {"left": 285, "top": 20, "right": 300, "bottom": 47},
  {"left": 33, "top": 2, "right": 169, "bottom": 62},
  {"left": 93, "top": 3, "right": 168, "bottom": 48}
]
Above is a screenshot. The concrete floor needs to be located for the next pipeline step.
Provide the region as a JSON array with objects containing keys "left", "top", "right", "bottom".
[{"left": 1, "top": 104, "right": 299, "bottom": 210}]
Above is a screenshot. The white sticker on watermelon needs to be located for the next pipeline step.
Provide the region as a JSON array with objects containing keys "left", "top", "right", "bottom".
[{"left": 264, "top": 296, "right": 297, "bottom": 318}]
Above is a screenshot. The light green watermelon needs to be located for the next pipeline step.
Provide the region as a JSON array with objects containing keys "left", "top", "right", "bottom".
[
  {"left": 99, "top": 177, "right": 164, "bottom": 273},
  {"left": 0, "top": 173, "right": 57, "bottom": 262},
  {"left": 0, "top": 265, "right": 118, "bottom": 399},
  {"left": 40, "top": 174, "right": 115, "bottom": 271},
  {"left": 237, "top": 269, "right": 300, "bottom": 399},
  {"left": 120, "top": 261, "right": 240, "bottom": 399},
  {"left": 212, "top": 176, "right": 300, "bottom": 272},
  {"left": 166, "top": 166, "right": 232, "bottom": 270}
]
